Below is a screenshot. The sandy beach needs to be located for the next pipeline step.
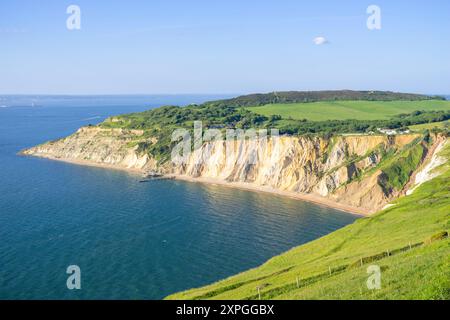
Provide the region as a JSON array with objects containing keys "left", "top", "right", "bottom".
[
  {"left": 20, "top": 152, "right": 367, "bottom": 216},
  {"left": 170, "top": 175, "right": 367, "bottom": 216}
]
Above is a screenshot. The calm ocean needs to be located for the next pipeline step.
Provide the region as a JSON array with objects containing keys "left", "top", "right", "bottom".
[{"left": 0, "top": 95, "right": 357, "bottom": 299}]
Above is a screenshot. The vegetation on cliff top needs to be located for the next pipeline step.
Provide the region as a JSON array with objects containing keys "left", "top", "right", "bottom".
[
  {"left": 410, "top": 120, "right": 450, "bottom": 132},
  {"left": 98, "top": 91, "right": 450, "bottom": 162},
  {"left": 99, "top": 91, "right": 450, "bottom": 134},
  {"left": 207, "top": 90, "right": 445, "bottom": 107},
  {"left": 166, "top": 139, "right": 450, "bottom": 300}
]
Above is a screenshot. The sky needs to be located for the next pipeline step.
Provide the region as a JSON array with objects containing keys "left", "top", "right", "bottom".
[{"left": 1, "top": 0, "right": 449, "bottom": 95}]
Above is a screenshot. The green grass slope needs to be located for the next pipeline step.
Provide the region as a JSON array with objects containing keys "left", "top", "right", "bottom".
[
  {"left": 247, "top": 100, "right": 450, "bottom": 121},
  {"left": 166, "top": 138, "right": 450, "bottom": 300},
  {"left": 410, "top": 120, "right": 450, "bottom": 132}
]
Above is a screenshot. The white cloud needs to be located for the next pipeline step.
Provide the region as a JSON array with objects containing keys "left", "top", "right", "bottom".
[{"left": 313, "top": 36, "right": 328, "bottom": 45}]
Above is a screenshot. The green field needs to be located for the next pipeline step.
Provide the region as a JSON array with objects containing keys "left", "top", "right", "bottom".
[
  {"left": 410, "top": 120, "right": 450, "bottom": 132},
  {"left": 167, "top": 138, "right": 450, "bottom": 300},
  {"left": 246, "top": 100, "right": 450, "bottom": 121}
]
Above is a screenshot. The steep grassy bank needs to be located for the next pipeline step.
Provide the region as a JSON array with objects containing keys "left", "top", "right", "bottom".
[{"left": 166, "top": 140, "right": 449, "bottom": 300}]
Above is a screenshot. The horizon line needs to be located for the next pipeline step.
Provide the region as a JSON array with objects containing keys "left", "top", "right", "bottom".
[{"left": 1, "top": 90, "right": 449, "bottom": 97}]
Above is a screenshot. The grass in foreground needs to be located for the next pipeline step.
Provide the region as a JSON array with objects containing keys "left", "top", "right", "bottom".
[
  {"left": 166, "top": 139, "right": 450, "bottom": 300},
  {"left": 246, "top": 100, "right": 450, "bottom": 121}
]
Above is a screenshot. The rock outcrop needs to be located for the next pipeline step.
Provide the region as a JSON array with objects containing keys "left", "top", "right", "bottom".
[{"left": 23, "top": 127, "right": 158, "bottom": 171}]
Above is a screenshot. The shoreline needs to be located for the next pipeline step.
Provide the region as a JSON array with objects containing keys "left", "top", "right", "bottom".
[
  {"left": 20, "top": 152, "right": 368, "bottom": 216},
  {"left": 19, "top": 152, "right": 146, "bottom": 176},
  {"left": 170, "top": 175, "right": 367, "bottom": 216}
]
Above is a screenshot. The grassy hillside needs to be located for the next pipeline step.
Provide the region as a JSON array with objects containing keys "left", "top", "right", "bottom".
[
  {"left": 166, "top": 138, "right": 450, "bottom": 300},
  {"left": 410, "top": 120, "right": 450, "bottom": 132},
  {"left": 210, "top": 90, "right": 444, "bottom": 107},
  {"left": 246, "top": 100, "right": 450, "bottom": 121}
]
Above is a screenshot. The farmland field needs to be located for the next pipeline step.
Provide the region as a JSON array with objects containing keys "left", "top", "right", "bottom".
[{"left": 246, "top": 100, "right": 450, "bottom": 121}]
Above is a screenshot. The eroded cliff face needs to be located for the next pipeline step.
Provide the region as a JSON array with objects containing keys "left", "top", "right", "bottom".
[
  {"left": 22, "top": 127, "right": 159, "bottom": 171},
  {"left": 24, "top": 126, "right": 442, "bottom": 214},
  {"left": 175, "top": 134, "right": 426, "bottom": 213}
]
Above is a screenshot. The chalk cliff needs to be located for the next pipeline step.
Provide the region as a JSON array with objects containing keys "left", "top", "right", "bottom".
[{"left": 23, "top": 126, "right": 446, "bottom": 214}]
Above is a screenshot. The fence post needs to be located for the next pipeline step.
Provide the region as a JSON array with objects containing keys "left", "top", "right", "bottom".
[
  {"left": 360, "top": 257, "right": 363, "bottom": 267},
  {"left": 329, "top": 266, "right": 332, "bottom": 275},
  {"left": 257, "top": 287, "right": 261, "bottom": 300},
  {"left": 296, "top": 276, "right": 300, "bottom": 288},
  {"left": 409, "top": 242, "right": 412, "bottom": 250}
]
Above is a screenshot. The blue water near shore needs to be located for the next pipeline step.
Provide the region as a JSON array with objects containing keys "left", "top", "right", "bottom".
[{"left": 0, "top": 96, "right": 358, "bottom": 299}]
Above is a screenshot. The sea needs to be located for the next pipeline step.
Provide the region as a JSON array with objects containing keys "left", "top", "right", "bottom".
[{"left": 0, "top": 95, "right": 358, "bottom": 299}]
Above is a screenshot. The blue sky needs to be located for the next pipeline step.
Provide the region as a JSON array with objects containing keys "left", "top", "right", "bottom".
[{"left": 1, "top": 0, "right": 449, "bottom": 94}]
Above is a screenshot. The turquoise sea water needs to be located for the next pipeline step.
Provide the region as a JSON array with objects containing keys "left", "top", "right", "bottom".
[{"left": 0, "top": 96, "right": 358, "bottom": 299}]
